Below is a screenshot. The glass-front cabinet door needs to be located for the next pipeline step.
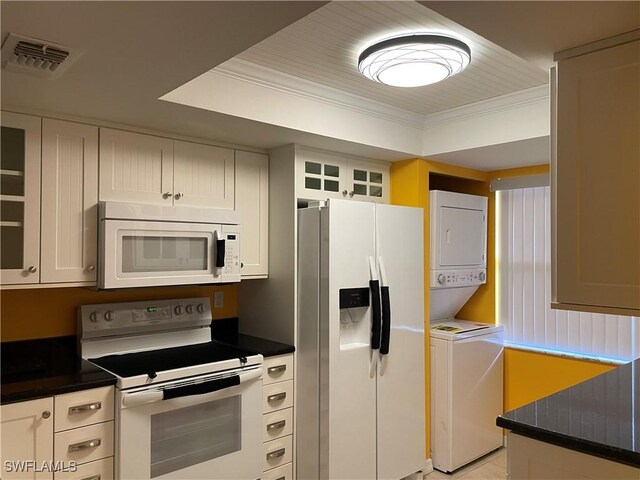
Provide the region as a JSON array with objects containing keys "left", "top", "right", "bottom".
[
  {"left": 0, "top": 112, "right": 41, "bottom": 285},
  {"left": 347, "top": 159, "right": 389, "bottom": 204},
  {"left": 297, "top": 149, "right": 348, "bottom": 201}
]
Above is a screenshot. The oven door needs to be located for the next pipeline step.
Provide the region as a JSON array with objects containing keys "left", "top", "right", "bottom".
[
  {"left": 117, "top": 367, "right": 262, "bottom": 480},
  {"left": 100, "top": 219, "right": 224, "bottom": 288}
]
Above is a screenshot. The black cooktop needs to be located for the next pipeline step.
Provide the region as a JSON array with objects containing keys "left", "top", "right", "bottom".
[{"left": 90, "top": 341, "right": 256, "bottom": 378}]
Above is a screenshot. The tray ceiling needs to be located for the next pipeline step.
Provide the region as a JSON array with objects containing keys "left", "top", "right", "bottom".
[{"left": 232, "top": 1, "right": 549, "bottom": 116}]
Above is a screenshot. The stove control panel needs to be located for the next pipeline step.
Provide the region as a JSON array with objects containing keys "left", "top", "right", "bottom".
[
  {"left": 79, "top": 297, "right": 212, "bottom": 339},
  {"left": 430, "top": 269, "right": 487, "bottom": 288}
]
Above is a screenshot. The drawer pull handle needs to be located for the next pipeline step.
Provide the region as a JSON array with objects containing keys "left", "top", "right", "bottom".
[
  {"left": 274, "top": 477, "right": 285, "bottom": 480},
  {"left": 266, "top": 448, "right": 286, "bottom": 460},
  {"left": 267, "top": 420, "right": 286, "bottom": 431},
  {"left": 267, "top": 365, "right": 287, "bottom": 375},
  {"left": 267, "top": 392, "right": 286, "bottom": 403},
  {"left": 80, "top": 475, "right": 101, "bottom": 480},
  {"left": 69, "top": 401, "right": 102, "bottom": 415},
  {"left": 68, "top": 438, "right": 101, "bottom": 452}
]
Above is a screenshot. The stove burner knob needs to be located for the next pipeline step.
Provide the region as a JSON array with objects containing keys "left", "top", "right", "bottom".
[
  {"left": 104, "top": 311, "right": 116, "bottom": 322},
  {"left": 147, "top": 372, "right": 157, "bottom": 379},
  {"left": 186, "top": 304, "right": 194, "bottom": 314},
  {"left": 479, "top": 271, "right": 486, "bottom": 282},
  {"left": 89, "top": 311, "right": 98, "bottom": 322},
  {"left": 196, "top": 303, "right": 205, "bottom": 314},
  {"left": 437, "top": 274, "right": 447, "bottom": 285},
  {"left": 174, "top": 305, "right": 184, "bottom": 315}
]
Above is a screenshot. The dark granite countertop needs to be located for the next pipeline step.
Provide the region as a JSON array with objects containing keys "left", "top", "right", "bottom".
[
  {"left": 211, "top": 318, "right": 295, "bottom": 357},
  {"left": 1, "top": 336, "right": 116, "bottom": 405},
  {"left": 497, "top": 356, "right": 640, "bottom": 467}
]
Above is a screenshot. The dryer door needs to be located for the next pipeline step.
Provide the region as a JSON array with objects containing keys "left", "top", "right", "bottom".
[{"left": 438, "top": 206, "right": 486, "bottom": 267}]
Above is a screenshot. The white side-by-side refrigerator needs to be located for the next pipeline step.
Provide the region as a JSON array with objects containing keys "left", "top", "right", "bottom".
[{"left": 297, "top": 199, "right": 425, "bottom": 480}]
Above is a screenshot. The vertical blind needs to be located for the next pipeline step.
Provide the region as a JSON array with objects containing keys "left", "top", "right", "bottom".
[{"left": 497, "top": 186, "right": 640, "bottom": 363}]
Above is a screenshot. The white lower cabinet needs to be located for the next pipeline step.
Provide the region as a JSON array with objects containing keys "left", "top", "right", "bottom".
[
  {"left": 507, "top": 432, "right": 639, "bottom": 479},
  {"left": 1, "top": 397, "right": 54, "bottom": 480},
  {"left": 261, "top": 353, "right": 294, "bottom": 480},
  {"left": 53, "top": 458, "right": 113, "bottom": 480},
  {"left": 0, "top": 387, "right": 115, "bottom": 480}
]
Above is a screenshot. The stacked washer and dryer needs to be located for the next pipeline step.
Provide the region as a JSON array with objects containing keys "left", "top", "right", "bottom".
[{"left": 429, "top": 190, "right": 504, "bottom": 473}]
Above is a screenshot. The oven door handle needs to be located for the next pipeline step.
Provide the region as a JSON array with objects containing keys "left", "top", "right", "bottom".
[{"left": 121, "top": 367, "right": 262, "bottom": 408}]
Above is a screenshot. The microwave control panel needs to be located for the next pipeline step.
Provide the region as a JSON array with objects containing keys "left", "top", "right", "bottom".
[{"left": 222, "top": 230, "right": 241, "bottom": 277}]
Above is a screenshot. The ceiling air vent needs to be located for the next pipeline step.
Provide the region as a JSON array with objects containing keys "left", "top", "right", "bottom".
[{"left": 1, "top": 33, "right": 81, "bottom": 79}]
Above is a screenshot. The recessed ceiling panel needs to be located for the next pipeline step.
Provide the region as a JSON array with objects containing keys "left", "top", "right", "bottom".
[{"left": 233, "top": 1, "right": 549, "bottom": 115}]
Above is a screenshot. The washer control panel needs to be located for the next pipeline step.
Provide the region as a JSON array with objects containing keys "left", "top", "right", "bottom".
[{"left": 430, "top": 269, "right": 487, "bottom": 288}]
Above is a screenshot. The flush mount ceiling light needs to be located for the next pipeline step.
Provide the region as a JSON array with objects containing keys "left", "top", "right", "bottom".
[{"left": 358, "top": 33, "right": 471, "bottom": 88}]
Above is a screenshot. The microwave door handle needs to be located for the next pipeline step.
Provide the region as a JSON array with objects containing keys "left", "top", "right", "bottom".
[
  {"left": 216, "top": 238, "right": 226, "bottom": 268},
  {"left": 162, "top": 367, "right": 262, "bottom": 401}
]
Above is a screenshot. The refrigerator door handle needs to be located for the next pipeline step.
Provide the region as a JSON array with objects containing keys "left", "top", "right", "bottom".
[
  {"left": 369, "top": 257, "right": 382, "bottom": 351},
  {"left": 379, "top": 256, "right": 391, "bottom": 358}
]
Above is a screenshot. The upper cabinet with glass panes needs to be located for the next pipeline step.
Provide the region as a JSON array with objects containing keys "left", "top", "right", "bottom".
[{"left": 296, "top": 148, "right": 389, "bottom": 204}]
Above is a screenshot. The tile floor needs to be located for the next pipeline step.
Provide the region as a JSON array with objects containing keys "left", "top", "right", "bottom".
[{"left": 424, "top": 448, "right": 506, "bottom": 480}]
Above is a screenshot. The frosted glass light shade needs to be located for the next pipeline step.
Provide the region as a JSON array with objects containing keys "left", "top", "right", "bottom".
[{"left": 358, "top": 34, "right": 471, "bottom": 87}]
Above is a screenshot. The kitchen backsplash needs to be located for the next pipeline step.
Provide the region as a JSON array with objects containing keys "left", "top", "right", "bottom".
[{"left": 0, "top": 284, "right": 237, "bottom": 342}]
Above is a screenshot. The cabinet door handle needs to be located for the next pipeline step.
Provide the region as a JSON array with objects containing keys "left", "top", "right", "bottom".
[
  {"left": 80, "top": 475, "right": 101, "bottom": 480},
  {"left": 27, "top": 266, "right": 37, "bottom": 273},
  {"left": 267, "top": 392, "right": 287, "bottom": 403},
  {"left": 69, "top": 401, "right": 102, "bottom": 415},
  {"left": 266, "top": 420, "right": 286, "bottom": 431},
  {"left": 266, "top": 448, "right": 286, "bottom": 460},
  {"left": 42, "top": 411, "right": 51, "bottom": 419},
  {"left": 174, "top": 192, "right": 184, "bottom": 199},
  {"left": 162, "top": 192, "right": 173, "bottom": 199},
  {"left": 87, "top": 265, "right": 95, "bottom": 272},
  {"left": 274, "top": 477, "right": 285, "bottom": 480},
  {"left": 267, "top": 365, "right": 286, "bottom": 375},
  {"left": 349, "top": 190, "right": 355, "bottom": 198},
  {"left": 342, "top": 190, "right": 348, "bottom": 197},
  {"left": 68, "top": 438, "right": 101, "bottom": 452}
]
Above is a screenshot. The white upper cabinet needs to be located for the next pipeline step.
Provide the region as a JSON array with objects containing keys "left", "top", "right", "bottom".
[
  {"left": 296, "top": 148, "right": 389, "bottom": 203},
  {"left": 99, "top": 128, "right": 174, "bottom": 205},
  {"left": 173, "top": 141, "right": 235, "bottom": 209},
  {"left": 99, "top": 129, "right": 235, "bottom": 209},
  {"left": 346, "top": 159, "right": 389, "bottom": 204},
  {"left": 0, "top": 112, "right": 41, "bottom": 285},
  {"left": 553, "top": 36, "right": 640, "bottom": 314},
  {"left": 41, "top": 119, "right": 99, "bottom": 283},
  {"left": 235, "top": 151, "right": 269, "bottom": 278}
]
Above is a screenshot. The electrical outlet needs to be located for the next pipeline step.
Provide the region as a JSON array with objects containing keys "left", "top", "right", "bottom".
[{"left": 214, "top": 291, "right": 224, "bottom": 309}]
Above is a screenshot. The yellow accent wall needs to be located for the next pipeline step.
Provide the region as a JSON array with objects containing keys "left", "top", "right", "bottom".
[
  {"left": 504, "top": 348, "right": 616, "bottom": 411},
  {"left": 390, "top": 159, "right": 617, "bottom": 456},
  {"left": 390, "top": 158, "right": 489, "bottom": 458},
  {"left": 1, "top": 284, "right": 237, "bottom": 342}
]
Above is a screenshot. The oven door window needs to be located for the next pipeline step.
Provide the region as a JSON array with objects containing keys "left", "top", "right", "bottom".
[
  {"left": 150, "top": 395, "right": 241, "bottom": 478},
  {"left": 122, "top": 235, "right": 208, "bottom": 273}
]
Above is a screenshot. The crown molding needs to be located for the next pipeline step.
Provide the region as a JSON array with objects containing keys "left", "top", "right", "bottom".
[
  {"left": 422, "top": 84, "right": 549, "bottom": 129},
  {"left": 212, "top": 58, "right": 425, "bottom": 129}
]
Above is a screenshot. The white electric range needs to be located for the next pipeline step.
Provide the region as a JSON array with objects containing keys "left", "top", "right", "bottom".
[{"left": 79, "top": 297, "right": 263, "bottom": 480}]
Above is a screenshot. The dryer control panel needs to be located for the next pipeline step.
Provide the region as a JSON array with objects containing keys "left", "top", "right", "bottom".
[{"left": 430, "top": 268, "right": 486, "bottom": 288}]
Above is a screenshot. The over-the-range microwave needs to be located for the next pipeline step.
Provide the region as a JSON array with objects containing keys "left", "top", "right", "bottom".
[{"left": 98, "top": 202, "right": 240, "bottom": 289}]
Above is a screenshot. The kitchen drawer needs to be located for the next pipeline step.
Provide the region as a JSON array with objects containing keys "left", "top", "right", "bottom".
[
  {"left": 263, "top": 434, "right": 293, "bottom": 472},
  {"left": 54, "top": 421, "right": 114, "bottom": 466},
  {"left": 263, "top": 380, "right": 293, "bottom": 414},
  {"left": 262, "top": 461, "right": 293, "bottom": 480},
  {"left": 55, "top": 387, "right": 114, "bottom": 432},
  {"left": 54, "top": 457, "right": 113, "bottom": 480},
  {"left": 263, "top": 355, "right": 293, "bottom": 385},
  {"left": 263, "top": 407, "right": 293, "bottom": 442}
]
